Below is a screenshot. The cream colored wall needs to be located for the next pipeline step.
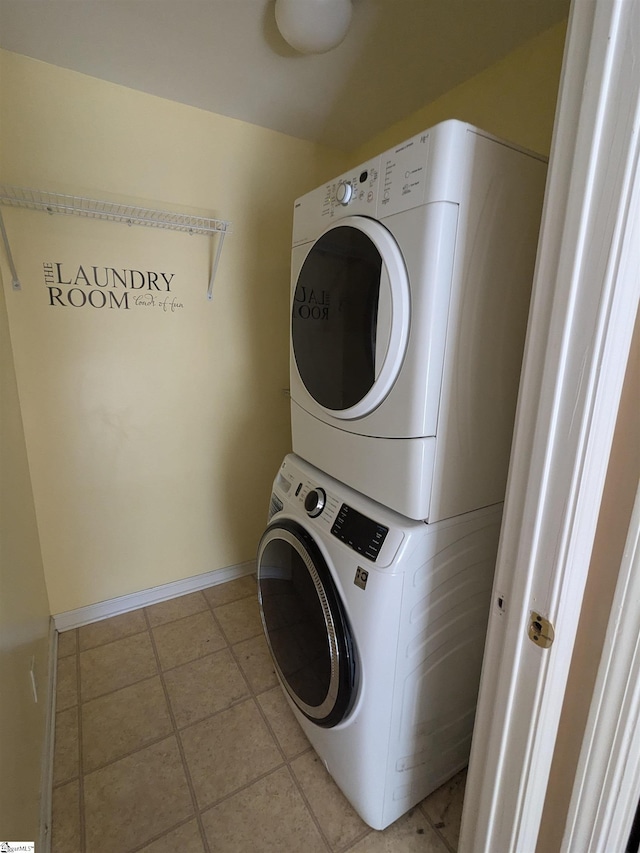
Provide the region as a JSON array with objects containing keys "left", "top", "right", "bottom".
[
  {"left": 0, "top": 265, "right": 51, "bottom": 836},
  {"left": 0, "top": 22, "right": 567, "bottom": 617},
  {"left": 0, "top": 49, "right": 346, "bottom": 614},
  {"left": 351, "top": 21, "right": 567, "bottom": 163}
]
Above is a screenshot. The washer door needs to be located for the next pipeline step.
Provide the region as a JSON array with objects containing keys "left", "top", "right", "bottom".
[
  {"left": 257, "top": 520, "right": 358, "bottom": 728},
  {"left": 291, "top": 216, "right": 410, "bottom": 419}
]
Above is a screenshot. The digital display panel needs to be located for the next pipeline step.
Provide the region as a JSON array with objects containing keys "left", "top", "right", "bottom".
[{"left": 331, "top": 504, "right": 388, "bottom": 562}]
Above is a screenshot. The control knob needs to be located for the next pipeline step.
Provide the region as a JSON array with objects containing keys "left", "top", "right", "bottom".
[
  {"left": 335, "top": 181, "right": 353, "bottom": 206},
  {"left": 304, "top": 488, "right": 326, "bottom": 518}
]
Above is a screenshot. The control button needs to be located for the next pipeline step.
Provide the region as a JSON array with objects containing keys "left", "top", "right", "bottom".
[
  {"left": 359, "top": 171, "right": 368, "bottom": 183},
  {"left": 304, "top": 488, "right": 326, "bottom": 518},
  {"left": 335, "top": 181, "right": 353, "bottom": 205}
]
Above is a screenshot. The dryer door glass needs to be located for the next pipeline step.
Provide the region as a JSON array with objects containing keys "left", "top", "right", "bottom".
[
  {"left": 257, "top": 521, "right": 357, "bottom": 728},
  {"left": 292, "top": 217, "right": 409, "bottom": 418}
]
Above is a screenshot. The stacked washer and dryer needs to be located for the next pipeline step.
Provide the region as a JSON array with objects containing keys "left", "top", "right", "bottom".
[{"left": 257, "top": 120, "right": 547, "bottom": 830}]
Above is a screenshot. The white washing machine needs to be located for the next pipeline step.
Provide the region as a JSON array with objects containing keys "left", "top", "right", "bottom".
[
  {"left": 257, "top": 453, "right": 503, "bottom": 830},
  {"left": 290, "top": 119, "right": 547, "bottom": 521}
]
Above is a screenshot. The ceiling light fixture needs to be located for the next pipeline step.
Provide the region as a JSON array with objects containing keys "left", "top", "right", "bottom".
[{"left": 275, "top": 0, "right": 353, "bottom": 54}]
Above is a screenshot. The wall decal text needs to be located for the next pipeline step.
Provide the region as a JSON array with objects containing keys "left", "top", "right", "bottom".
[{"left": 43, "top": 262, "right": 183, "bottom": 312}]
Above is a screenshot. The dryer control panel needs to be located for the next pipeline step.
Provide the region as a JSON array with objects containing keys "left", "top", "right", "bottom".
[
  {"left": 292, "top": 157, "right": 381, "bottom": 246},
  {"left": 322, "top": 166, "right": 380, "bottom": 216},
  {"left": 292, "top": 120, "right": 516, "bottom": 248}
]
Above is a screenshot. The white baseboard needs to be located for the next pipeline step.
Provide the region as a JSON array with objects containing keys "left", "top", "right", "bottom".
[
  {"left": 52, "top": 561, "right": 256, "bottom": 632},
  {"left": 39, "top": 617, "right": 57, "bottom": 853}
]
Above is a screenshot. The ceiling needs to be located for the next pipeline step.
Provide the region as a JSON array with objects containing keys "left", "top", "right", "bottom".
[{"left": 0, "top": 0, "right": 569, "bottom": 151}]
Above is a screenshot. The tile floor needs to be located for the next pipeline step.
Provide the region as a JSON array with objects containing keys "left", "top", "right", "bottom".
[{"left": 51, "top": 575, "right": 466, "bottom": 853}]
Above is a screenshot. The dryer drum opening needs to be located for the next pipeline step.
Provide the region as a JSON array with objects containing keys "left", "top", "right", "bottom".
[{"left": 292, "top": 226, "right": 382, "bottom": 411}]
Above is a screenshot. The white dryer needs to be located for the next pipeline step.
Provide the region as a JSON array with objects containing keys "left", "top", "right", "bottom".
[
  {"left": 290, "top": 120, "right": 547, "bottom": 521},
  {"left": 257, "top": 453, "right": 502, "bottom": 830}
]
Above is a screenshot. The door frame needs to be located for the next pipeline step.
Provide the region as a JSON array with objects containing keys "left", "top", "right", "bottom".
[
  {"left": 459, "top": 0, "right": 640, "bottom": 850},
  {"left": 561, "top": 485, "right": 640, "bottom": 851}
]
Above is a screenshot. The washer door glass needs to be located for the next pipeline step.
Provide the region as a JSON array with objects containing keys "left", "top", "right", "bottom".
[
  {"left": 257, "top": 520, "right": 357, "bottom": 728},
  {"left": 292, "top": 216, "right": 410, "bottom": 419}
]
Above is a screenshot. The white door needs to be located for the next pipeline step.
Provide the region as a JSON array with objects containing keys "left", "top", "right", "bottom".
[{"left": 460, "top": 0, "right": 640, "bottom": 850}]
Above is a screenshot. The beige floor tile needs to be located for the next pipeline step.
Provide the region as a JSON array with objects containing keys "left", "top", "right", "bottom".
[
  {"left": 203, "top": 575, "right": 256, "bottom": 608},
  {"left": 137, "top": 819, "right": 205, "bottom": 853},
  {"left": 180, "top": 698, "right": 282, "bottom": 808},
  {"left": 291, "top": 751, "right": 368, "bottom": 850},
  {"left": 232, "top": 633, "right": 278, "bottom": 694},
  {"left": 52, "top": 577, "right": 466, "bottom": 853},
  {"left": 214, "top": 595, "right": 263, "bottom": 645},
  {"left": 78, "top": 608, "right": 148, "bottom": 650},
  {"left": 146, "top": 591, "right": 209, "bottom": 628},
  {"left": 257, "top": 686, "right": 310, "bottom": 759},
  {"left": 80, "top": 631, "right": 158, "bottom": 701},
  {"left": 84, "top": 736, "right": 194, "bottom": 853},
  {"left": 53, "top": 706, "right": 79, "bottom": 785},
  {"left": 420, "top": 768, "right": 466, "bottom": 852},
  {"left": 152, "top": 610, "right": 226, "bottom": 670},
  {"left": 51, "top": 779, "right": 81, "bottom": 853},
  {"left": 82, "top": 675, "right": 173, "bottom": 772},
  {"left": 201, "top": 766, "right": 327, "bottom": 853},
  {"left": 56, "top": 655, "right": 78, "bottom": 711},
  {"left": 164, "top": 648, "right": 249, "bottom": 728},
  {"left": 344, "top": 808, "right": 449, "bottom": 852},
  {"left": 57, "top": 629, "right": 77, "bottom": 659}
]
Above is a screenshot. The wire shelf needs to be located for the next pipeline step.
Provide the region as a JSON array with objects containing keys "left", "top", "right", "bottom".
[
  {"left": 0, "top": 184, "right": 231, "bottom": 236},
  {"left": 0, "top": 184, "right": 231, "bottom": 298}
]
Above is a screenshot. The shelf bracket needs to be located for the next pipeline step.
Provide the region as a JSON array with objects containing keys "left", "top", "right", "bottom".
[
  {"left": 207, "top": 229, "right": 227, "bottom": 301},
  {"left": 0, "top": 208, "right": 21, "bottom": 290}
]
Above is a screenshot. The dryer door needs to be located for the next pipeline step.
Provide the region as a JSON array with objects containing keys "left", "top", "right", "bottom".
[
  {"left": 291, "top": 216, "right": 410, "bottom": 419},
  {"left": 257, "top": 519, "right": 358, "bottom": 728}
]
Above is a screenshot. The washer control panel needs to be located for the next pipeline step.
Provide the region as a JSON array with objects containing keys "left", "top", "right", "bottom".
[
  {"left": 272, "top": 456, "right": 405, "bottom": 568},
  {"left": 330, "top": 504, "right": 389, "bottom": 562},
  {"left": 274, "top": 467, "right": 341, "bottom": 524}
]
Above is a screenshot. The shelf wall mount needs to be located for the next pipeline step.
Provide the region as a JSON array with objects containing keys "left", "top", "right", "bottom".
[{"left": 0, "top": 184, "right": 232, "bottom": 299}]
